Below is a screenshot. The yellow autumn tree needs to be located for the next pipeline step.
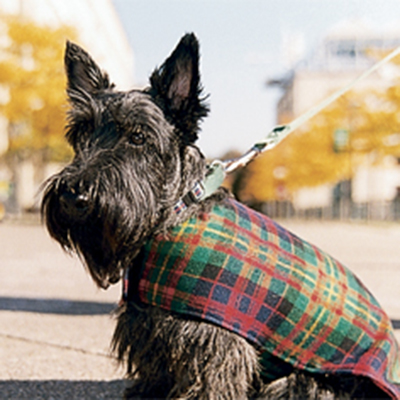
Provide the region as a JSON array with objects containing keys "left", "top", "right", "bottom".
[
  {"left": 240, "top": 94, "right": 358, "bottom": 202},
  {"left": 0, "top": 16, "right": 76, "bottom": 162},
  {"left": 359, "top": 49, "right": 400, "bottom": 157},
  {"left": 241, "top": 54, "right": 400, "bottom": 204}
]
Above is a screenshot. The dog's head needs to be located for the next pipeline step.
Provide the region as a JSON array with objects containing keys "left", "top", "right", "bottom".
[{"left": 41, "top": 34, "right": 209, "bottom": 288}]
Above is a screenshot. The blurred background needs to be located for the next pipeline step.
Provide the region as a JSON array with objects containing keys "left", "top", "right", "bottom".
[{"left": 1, "top": 0, "right": 400, "bottom": 221}]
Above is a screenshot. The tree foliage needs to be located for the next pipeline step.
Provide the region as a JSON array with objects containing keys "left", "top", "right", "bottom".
[
  {"left": 0, "top": 16, "right": 76, "bottom": 162},
  {"left": 241, "top": 55, "right": 400, "bottom": 203}
]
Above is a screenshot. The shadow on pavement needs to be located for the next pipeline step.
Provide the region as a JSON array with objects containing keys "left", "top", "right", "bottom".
[
  {"left": 0, "top": 296, "right": 116, "bottom": 316},
  {"left": 0, "top": 379, "right": 125, "bottom": 399},
  {"left": 1, "top": 296, "right": 399, "bottom": 329}
]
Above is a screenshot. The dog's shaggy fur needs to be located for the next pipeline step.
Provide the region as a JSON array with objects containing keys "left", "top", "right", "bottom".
[{"left": 42, "top": 34, "right": 390, "bottom": 399}]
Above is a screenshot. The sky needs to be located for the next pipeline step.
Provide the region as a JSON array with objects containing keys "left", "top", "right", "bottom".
[{"left": 112, "top": 0, "right": 400, "bottom": 159}]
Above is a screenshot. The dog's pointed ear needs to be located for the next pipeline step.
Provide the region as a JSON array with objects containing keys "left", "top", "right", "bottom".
[
  {"left": 149, "top": 33, "right": 209, "bottom": 144},
  {"left": 65, "top": 41, "right": 113, "bottom": 102}
]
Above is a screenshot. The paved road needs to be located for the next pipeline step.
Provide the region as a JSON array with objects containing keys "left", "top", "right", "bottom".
[
  {"left": 0, "top": 221, "right": 124, "bottom": 398},
  {"left": 0, "top": 219, "right": 399, "bottom": 399}
]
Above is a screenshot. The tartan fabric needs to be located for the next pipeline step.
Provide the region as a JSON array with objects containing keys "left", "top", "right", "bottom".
[{"left": 137, "top": 198, "right": 400, "bottom": 398}]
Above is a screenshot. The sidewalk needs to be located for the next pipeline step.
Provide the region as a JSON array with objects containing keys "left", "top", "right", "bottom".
[
  {"left": 1, "top": 220, "right": 399, "bottom": 398},
  {"left": 0, "top": 223, "right": 124, "bottom": 398}
]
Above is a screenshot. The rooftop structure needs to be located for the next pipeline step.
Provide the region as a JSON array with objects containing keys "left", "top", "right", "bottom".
[
  {"left": 271, "top": 19, "right": 400, "bottom": 120},
  {"left": 268, "top": 19, "right": 400, "bottom": 213}
]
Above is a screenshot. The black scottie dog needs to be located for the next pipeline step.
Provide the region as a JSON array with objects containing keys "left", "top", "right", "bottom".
[{"left": 42, "top": 34, "right": 400, "bottom": 399}]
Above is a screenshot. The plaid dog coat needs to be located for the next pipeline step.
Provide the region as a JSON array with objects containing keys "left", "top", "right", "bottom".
[{"left": 134, "top": 198, "right": 400, "bottom": 398}]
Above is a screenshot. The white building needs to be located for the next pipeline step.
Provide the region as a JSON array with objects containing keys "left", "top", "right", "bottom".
[
  {"left": 271, "top": 19, "right": 400, "bottom": 215},
  {"left": 276, "top": 19, "right": 400, "bottom": 120},
  {"left": 0, "top": 0, "right": 133, "bottom": 89}
]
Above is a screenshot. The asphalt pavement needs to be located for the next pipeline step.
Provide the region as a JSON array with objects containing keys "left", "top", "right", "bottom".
[
  {"left": 0, "top": 217, "right": 399, "bottom": 399},
  {"left": 0, "top": 220, "right": 124, "bottom": 398}
]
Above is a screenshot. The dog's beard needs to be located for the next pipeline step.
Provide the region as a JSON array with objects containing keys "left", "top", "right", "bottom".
[{"left": 41, "top": 174, "right": 160, "bottom": 289}]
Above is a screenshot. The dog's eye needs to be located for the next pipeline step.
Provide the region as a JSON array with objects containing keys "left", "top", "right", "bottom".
[{"left": 129, "top": 126, "right": 146, "bottom": 146}]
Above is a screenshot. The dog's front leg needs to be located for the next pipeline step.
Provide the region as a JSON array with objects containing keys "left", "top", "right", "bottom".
[{"left": 113, "top": 304, "right": 262, "bottom": 399}]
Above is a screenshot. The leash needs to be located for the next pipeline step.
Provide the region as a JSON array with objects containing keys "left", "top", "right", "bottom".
[
  {"left": 195, "top": 45, "right": 400, "bottom": 200},
  {"left": 169, "top": 45, "right": 400, "bottom": 216}
]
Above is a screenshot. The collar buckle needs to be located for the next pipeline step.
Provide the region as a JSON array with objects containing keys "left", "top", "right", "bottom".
[{"left": 173, "top": 161, "right": 226, "bottom": 215}]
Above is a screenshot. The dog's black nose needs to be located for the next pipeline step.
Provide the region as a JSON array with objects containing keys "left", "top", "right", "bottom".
[{"left": 60, "top": 191, "right": 90, "bottom": 219}]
